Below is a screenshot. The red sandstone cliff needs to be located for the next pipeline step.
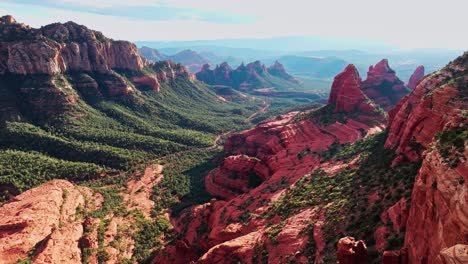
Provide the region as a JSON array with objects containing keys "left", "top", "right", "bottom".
[
  {"left": 383, "top": 52, "right": 468, "bottom": 264},
  {"left": 362, "top": 59, "right": 410, "bottom": 111},
  {"left": 0, "top": 180, "right": 100, "bottom": 263},
  {"left": 327, "top": 64, "right": 375, "bottom": 112},
  {"left": 0, "top": 16, "right": 193, "bottom": 121}
]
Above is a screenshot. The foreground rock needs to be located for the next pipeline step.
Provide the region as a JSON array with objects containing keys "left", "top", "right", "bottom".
[
  {"left": 336, "top": 237, "right": 368, "bottom": 264},
  {"left": 387, "top": 52, "right": 468, "bottom": 263},
  {"left": 0, "top": 180, "right": 98, "bottom": 263}
]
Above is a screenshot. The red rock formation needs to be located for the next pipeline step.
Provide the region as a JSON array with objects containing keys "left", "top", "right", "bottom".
[
  {"left": 386, "top": 52, "right": 468, "bottom": 263},
  {"left": 152, "top": 70, "right": 387, "bottom": 262},
  {"left": 336, "top": 237, "right": 368, "bottom": 264},
  {"left": 438, "top": 244, "right": 468, "bottom": 263},
  {"left": 205, "top": 155, "right": 270, "bottom": 199},
  {"left": 0, "top": 180, "right": 97, "bottom": 263},
  {"left": 404, "top": 146, "right": 467, "bottom": 263},
  {"left": 381, "top": 198, "right": 408, "bottom": 233},
  {"left": 385, "top": 53, "right": 467, "bottom": 162},
  {"left": 0, "top": 17, "right": 147, "bottom": 75},
  {"left": 131, "top": 74, "right": 160, "bottom": 92},
  {"left": 328, "top": 64, "right": 376, "bottom": 112},
  {"left": 362, "top": 59, "right": 410, "bottom": 111},
  {"left": 407, "top": 65, "right": 425, "bottom": 90}
]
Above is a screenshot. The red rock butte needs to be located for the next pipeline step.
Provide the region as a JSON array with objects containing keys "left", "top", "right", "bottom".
[{"left": 328, "top": 64, "right": 374, "bottom": 112}]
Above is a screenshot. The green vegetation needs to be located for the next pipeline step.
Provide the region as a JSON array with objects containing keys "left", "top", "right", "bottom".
[
  {"left": 262, "top": 131, "right": 421, "bottom": 262},
  {"left": 251, "top": 100, "right": 323, "bottom": 124},
  {"left": 436, "top": 127, "right": 467, "bottom": 167},
  {"left": 0, "top": 149, "right": 105, "bottom": 193},
  {"left": 151, "top": 148, "right": 221, "bottom": 216},
  {"left": 0, "top": 70, "right": 264, "bottom": 194},
  {"left": 292, "top": 103, "right": 385, "bottom": 126},
  {"left": 131, "top": 210, "right": 171, "bottom": 263}
]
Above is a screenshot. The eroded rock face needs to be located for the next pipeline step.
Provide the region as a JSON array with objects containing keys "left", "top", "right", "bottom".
[
  {"left": 0, "top": 16, "right": 195, "bottom": 122},
  {"left": 328, "top": 64, "right": 375, "bottom": 112},
  {"left": 386, "top": 52, "right": 468, "bottom": 263},
  {"left": 362, "top": 59, "right": 410, "bottom": 111},
  {"left": 404, "top": 147, "right": 468, "bottom": 263},
  {"left": 336, "top": 237, "right": 368, "bottom": 264},
  {"left": 438, "top": 244, "right": 468, "bottom": 264},
  {"left": 385, "top": 52, "right": 467, "bottom": 162},
  {"left": 0, "top": 18, "right": 147, "bottom": 75},
  {"left": 0, "top": 180, "right": 95, "bottom": 263},
  {"left": 205, "top": 155, "right": 270, "bottom": 200},
  {"left": 407, "top": 65, "right": 425, "bottom": 90}
]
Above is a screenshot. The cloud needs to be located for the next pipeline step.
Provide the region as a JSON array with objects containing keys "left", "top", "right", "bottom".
[
  {"left": 1, "top": 0, "right": 467, "bottom": 49},
  {"left": 3, "top": 0, "right": 253, "bottom": 23}
]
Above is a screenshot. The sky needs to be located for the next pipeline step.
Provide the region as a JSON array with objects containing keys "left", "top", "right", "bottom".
[{"left": 1, "top": 0, "right": 467, "bottom": 49}]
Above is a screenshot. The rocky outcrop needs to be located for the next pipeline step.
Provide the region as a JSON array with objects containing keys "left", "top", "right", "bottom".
[
  {"left": 327, "top": 64, "right": 376, "bottom": 112},
  {"left": 385, "top": 52, "right": 467, "bottom": 162},
  {"left": 0, "top": 17, "right": 147, "bottom": 75},
  {"left": 381, "top": 198, "right": 408, "bottom": 233},
  {"left": 205, "top": 155, "right": 270, "bottom": 199},
  {"left": 196, "top": 60, "right": 299, "bottom": 90},
  {"left": 407, "top": 65, "right": 425, "bottom": 90},
  {"left": 336, "top": 237, "right": 368, "bottom": 264},
  {"left": 267, "top": 60, "right": 300, "bottom": 84},
  {"left": 403, "top": 146, "right": 467, "bottom": 263},
  {"left": 385, "top": 52, "right": 468, "bottom": 263},
  {"left": 362, "top": 59, "right": 410, "bottom": 111},
  {"left": 0, "top": 16, "right": 196, "bottom": 122},
  {"left": 438, "top": 244, "right": 468, "bottom": 263},
  {"left": 0, "top": 180, "right": 97, "bottom": 263}
]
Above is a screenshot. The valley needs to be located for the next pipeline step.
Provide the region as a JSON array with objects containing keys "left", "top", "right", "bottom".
[{"left": 0, "top": 13, "right": 466, "bottom": 264}]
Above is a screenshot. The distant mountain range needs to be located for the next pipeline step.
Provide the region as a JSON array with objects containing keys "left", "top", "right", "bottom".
[{"left": 137, "top": 42, "right": 462, "bottom": 83}]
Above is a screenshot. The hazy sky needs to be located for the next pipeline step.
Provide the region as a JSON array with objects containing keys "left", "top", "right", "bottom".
[{"left": 1, "top": 0, "right": 467, "bottom": 49}]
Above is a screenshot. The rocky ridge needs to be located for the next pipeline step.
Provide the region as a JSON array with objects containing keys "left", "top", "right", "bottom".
[
  {"left": 196, "top": 60, "right": 299, "bottom": 91},
  {"left": 0, "top": 16, "right": 194, "bottom": 122},
  {"left": 362, "top": 59, "right": 410, "bottom": 111},
  {"left": 383, "top": 51, "right": 468, "bottom": 264}
]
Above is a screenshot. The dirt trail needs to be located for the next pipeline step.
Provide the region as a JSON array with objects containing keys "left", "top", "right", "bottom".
[
  {"left": 247, "top": 100, "right": 269, "bottom": 121},
  {"left": 210, "top": 100, "right": 269, "bottom": 149}
]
